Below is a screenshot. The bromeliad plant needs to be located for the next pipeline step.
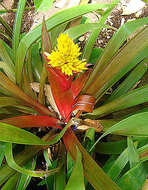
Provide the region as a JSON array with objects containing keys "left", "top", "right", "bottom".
[{"left": 0, "top": 0, "right": 148, "bottom": 190}]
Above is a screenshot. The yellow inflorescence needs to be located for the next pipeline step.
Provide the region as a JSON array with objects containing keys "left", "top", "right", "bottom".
[{"left": 47, "top": 33, "right": 87, "bottom": 76}]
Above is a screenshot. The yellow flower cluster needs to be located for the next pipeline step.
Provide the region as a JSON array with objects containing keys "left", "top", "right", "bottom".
[{"left": 47, "top": 33, "right": 87, "bottom": 76}]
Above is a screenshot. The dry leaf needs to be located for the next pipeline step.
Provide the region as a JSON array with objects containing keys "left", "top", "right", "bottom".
[
  {"left": 77, "top": 119, "right": 103, "bottom": 132},
  {"left": 44, "top": 84, "right": 61, "bottom": 118}
]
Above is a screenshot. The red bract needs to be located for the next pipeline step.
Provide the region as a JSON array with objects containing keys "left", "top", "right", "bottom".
[
  {"left": 46, "top": 65, "right": 74, "bottom": 122},
  {"left": 45, "top": 60, "right": 94, "bottom": 123}
]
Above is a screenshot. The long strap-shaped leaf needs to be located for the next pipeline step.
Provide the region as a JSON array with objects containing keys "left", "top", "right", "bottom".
[
  {"left": 64, "top": 147, "right": 85, "bottom": 190},
  {"left": 5, "top": 143, "right": 61, "bottom": 177},
  {"left": 0, "top": 130, "right": 55, "bottom": 186},
  {"left": 0, "top": 119, "right": 72, "bottom": 145},
  {"left": 0, "top": 115, "right": 62, "bottom": 129},
  {"left": 63, "top": 128, "right": 121, "bottom": 190},
  {"left": 106, "top": 59, "right": 148, "bottom": 102},
  {"left": 85, "top": 27, "right": 148, "bottom": 99},
  {"left": 90, "top": 112, "right": 148, "bottom": 151},
  {"left": 38, "top": 17, "right": 52, "bottom": 104},
  {"left": 86, "top": 84, "right": 148, "bottom": 118},
  {"left": 12, "top": 0, "right": 26, "bottom": 59},
  {"left": 82, "top": 17, "right": 148, "bottom": 92},
  {"left": 0, "top": 40, "right": 15, "bottom": 82},
  {"left": 0, "top": 71, "right": 55, "bottom": 116},
  {"left": 82, "top": 4, "right": 116, "bottom": 61},
  {"left": 118, "top": 162, "right": 148, "bottom": 190}
]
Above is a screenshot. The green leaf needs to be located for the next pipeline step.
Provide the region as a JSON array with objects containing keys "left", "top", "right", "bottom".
[
  {"left": 1, "top": 173, "right": 19, "bottom": 190},
  {"left": 65, "top": 23, "right": 103, "bottom": 40},
  {"left": 0, "top": 16, "right": 13, "bottom": 37},
  {"left": 84, "top": 128, "right": 95, "bottom": 154},
  {"left": 127, "top": 137, "right": 139, "bottom": 168},
  {"left": 0, "top": 39, "right": 15, "bottom": 82},
  {"left": 15, "top": 3, "right": 114, "bottom": 85},
  {"left": 0, "top": 142, "right": 5, "bottom": 167},
  {"left": 0, "top": 97, "right": 19, "bottom": 108},
  {"left": 0, "top": 122, "right": 47, "bottom": 145},
  {"left": 107, "top": 148, "right": 128, "bottom": 182},
  {"left": 44, "top": 160, "right": 57, "bottom": 189},
  {"left": 38, "top": 17, "right": 52, "bottom": 104},
  {"left": 67, "top": 152, "right": 74, "bottom": 179},
  {"left": 95, "top": 140, "right": 127, "bottom": 155},
  {"left": 0, "top": 61, "right": 15, "bottom": 83},
  {"left": 83, "top": 17, "right": 148, "bottom": 94},
  {"left": 88, "top": 48, "right": 103, "bottom": 64},
  {"left": 90, "top": 112, "right": 148, "bottom": 151},
  {"left": 55, "top": 165, "right": 66, "bottom": 190},
  {"left": 0, "top": 71, "right": 55, "bottom": 116},
  {"left": 64, "top": 147, "right": 85, "bottom": 190},
  {"left": 0, "top": 117, "right": 73, "bottom": 145},
  {"left": 103, "top": 155, "right": 118, "bottom": 173},
  {"left": 82, "top": 6, "right": 115, "bottom": 62},
  {"left": 88, "top": 84, "right": 148, "bottom": 118},
  {"left": 107, "top": 60, "right": 148, "bottom": 102},
  {"left": 12, "top": 0, "right": 26, "bottom": 59},
  {"left": 86, "top": 27, "right": 148, "bottom": 99},
  {"left": 0, "top": 131, "right": 54, "bottom": 186},
  {"left": 31, "top": 43, "right": 43, "bottom": 81},
  {"left": 63, "top": 128, "right": 121, "bottom": 190},
  {"left": 5, "top": 143, "right": 61, "bottom": 177},
  {"left": 43, "top": 149, "right": 52, "bottom": 167},
  {"left": 23, "top": 67, "right": 35, "bottom": 98},
  {"left": 0, "top": 29, "right": 12, "bottom": 42},
  {"left": 34, "top": 0, "right": 54, "bottom": 11},
  {"left": 16, "top": 159, "right": 36, "bottom": 190},
  {"left": 118, "top": 162, "right": 148, "bottom": 190}
]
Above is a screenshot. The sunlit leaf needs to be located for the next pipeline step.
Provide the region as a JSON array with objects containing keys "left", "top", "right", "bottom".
[
  {"left": 34, "top": 0, "right": 54, "bottom": 11},
  {"left": 64, "top": 147, "right": 85, "bottom": 190}
]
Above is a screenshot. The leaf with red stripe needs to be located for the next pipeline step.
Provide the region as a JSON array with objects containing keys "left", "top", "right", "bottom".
[{"left": 1, "top": 115, "right": 62, "bottom": 129}]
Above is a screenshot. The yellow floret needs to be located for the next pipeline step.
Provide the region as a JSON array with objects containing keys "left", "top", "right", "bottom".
[{"left": 47, "top": 33, "right": 87, "bottom": 76}]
